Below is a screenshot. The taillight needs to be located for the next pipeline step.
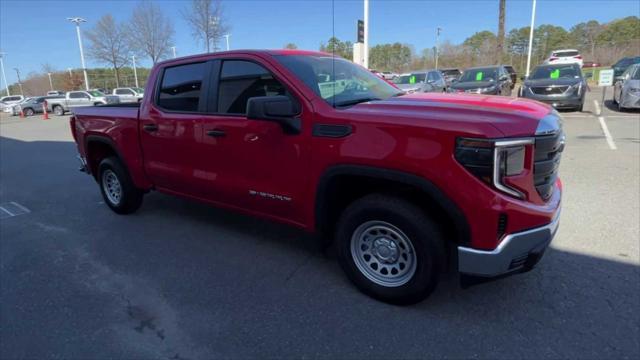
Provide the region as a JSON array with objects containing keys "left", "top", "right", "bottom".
[
  {"left": 549, "top": 57, "right": 559, "bottom": 61},
  {"left": 455, "top": 137, "right": 533, "bottom": 199},
  {"left": 574, "top": 55, "right": 582, "bottom": 59}
]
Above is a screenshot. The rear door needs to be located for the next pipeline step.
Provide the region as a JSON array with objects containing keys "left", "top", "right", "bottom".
[
  {"left": 139, "top": 60, "right": 213, "bottom": 197},
  {"left": 194, "top": 56, "right": 311, "bottom": 224}
]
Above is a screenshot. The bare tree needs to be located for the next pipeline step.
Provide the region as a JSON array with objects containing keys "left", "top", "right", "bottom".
[
  {"left": 284, "top": 43, "right": 298, "bottom": 49},
  {"left": 85, "top": 15, "right": 129, "bottom": 87},
  {"left": 128, "top": 1, "right": 175, "bottom": 64},
  {"left": 496, "top": 0, "right": 506, "bottom": 63},
  {"left": 182, "top": 0, "right": 229, "bottom": 53}
]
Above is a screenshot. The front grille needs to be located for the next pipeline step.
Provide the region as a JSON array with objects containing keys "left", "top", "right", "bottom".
[
  {"left": 531, "top": 86, "right": 569, "bottom": 95},
  {"left": 534, "top": 131, "right": 564, "bottom": 200}
]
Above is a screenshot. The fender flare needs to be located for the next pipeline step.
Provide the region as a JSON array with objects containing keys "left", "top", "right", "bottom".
[
  {"left": 315, "top": 164, "right": 471, "bottom": 245},
  {"left": 84, "top": 135, "right": 125, "bottom": 176}
]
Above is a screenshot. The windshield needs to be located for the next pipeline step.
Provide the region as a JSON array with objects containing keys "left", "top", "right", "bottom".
[
  {"left": 274, "top": 55, "right": 402, "bottom": 107},
  {"left": 615, "top": 57, "right": 639, "bottom": 68},
  {"left": 530, "top": 65, "right": 581, "bottom": 80},
  {"left": 631, "top": 66, "right": 640, "bottom": 80},
  {"left": 394, "top": 73, "right": 426, "bottom": 85},
  {"left": 89, "top": 90, "right": 104, "bottom": 97},
  {"left": 552, "top": 50, "right": 579, "bottom": 57},
  {"left": 459, "top": 68, "right": 498, "bottom": 82}
]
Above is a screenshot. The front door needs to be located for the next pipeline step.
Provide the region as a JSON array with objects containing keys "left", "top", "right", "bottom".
[
  {"left": 139, "top": 60, "right": 212, "bottom": 197},
  {"left": 195, "top": 58, "right": 311, "bottom": 224}
]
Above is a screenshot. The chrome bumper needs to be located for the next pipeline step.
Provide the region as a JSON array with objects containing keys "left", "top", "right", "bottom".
[{"left": 458, "top": 209, "right": 560, "bottom": 277}]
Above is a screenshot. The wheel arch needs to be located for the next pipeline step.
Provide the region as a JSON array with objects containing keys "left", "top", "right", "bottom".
[
  {"left": 315, "top": 164, "right": 471, "bottom": 246},
  {"left": 85, "top": 135, "right": 125, "bottom": 180}
]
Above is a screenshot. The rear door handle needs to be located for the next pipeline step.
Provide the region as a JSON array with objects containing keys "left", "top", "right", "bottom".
[
  {"left": 206, "top": 129, "right": 226, "bottom": 138},
  {"left": 143, "top": 123, "right": 158, "bottom": 132}
]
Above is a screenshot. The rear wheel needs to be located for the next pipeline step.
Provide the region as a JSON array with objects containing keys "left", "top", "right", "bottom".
[
  {"left": 98, "top": 157, "right": 143, "bottom": 214},
  {"left": 53, "top": 105, "right": 64, "bottom": 116},
  {"left": 336, "top": 194, "right": 445, "bottom": 305},
  {"left": 24, "top": 108, "right": 35, "bottom": 116}
]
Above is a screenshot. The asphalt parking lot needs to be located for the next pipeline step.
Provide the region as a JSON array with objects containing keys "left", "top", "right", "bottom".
[{"left": 1, "top": 89, "right": 639, "bottom": 359}]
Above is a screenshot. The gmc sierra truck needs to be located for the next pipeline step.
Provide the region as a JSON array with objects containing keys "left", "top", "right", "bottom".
[{"left": 70, "top": 50, "right": 563, "bottom": 304}]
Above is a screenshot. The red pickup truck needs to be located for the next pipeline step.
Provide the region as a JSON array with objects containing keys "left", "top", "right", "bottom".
[{"left": 70, "top": 50, "right": 563, "bottom": 304}]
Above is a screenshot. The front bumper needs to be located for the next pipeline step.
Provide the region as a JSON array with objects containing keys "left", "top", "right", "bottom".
[
  {"left": 457, "top": 208, "right": 560, "bottom": 277},
  {"left": 620, "top": 92, "right": 640, "bottom": 109}
]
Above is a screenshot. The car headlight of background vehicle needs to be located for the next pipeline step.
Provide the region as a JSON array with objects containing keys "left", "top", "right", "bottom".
[
  {"left": 477, "top": 86, "right": 497, "bottom": 93},
  {"left": 570, "top": 82, "right": 582, "bottom": 95},
  {"left": 455, "top": 137, "right": 532, "bottom": 198}
]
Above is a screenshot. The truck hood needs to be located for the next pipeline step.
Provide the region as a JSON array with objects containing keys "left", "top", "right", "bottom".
[{"left": 346, "top": 92, "right": 552, "bottom": 137}]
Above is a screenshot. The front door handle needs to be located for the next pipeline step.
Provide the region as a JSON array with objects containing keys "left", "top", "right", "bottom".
[
  {"left": 206, "top": 129, "right": 226, "bottom": 138},
  {"left": 143, "top": 123, "right": 158, "bottom": 132}
]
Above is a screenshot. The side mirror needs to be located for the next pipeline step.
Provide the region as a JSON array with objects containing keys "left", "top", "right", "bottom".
[{"left": 247, "top": 95, "right": 301, "bottom": 135}]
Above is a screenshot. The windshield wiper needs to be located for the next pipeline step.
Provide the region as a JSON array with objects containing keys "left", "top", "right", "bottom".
[{"left": 334, "top": 97, "right": 381, "bottom": 107}]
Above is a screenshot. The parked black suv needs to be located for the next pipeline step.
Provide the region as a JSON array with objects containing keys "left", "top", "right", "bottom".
[
  {"left": 448, "top": 66, "right": 512, "bottom": 96},
  {"left": 519, "top": 63, "right": 587, "bottom": 111}
]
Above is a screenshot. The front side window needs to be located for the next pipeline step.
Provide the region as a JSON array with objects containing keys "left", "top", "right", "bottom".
[
  {"left": 157, "top": 62, "right": 206, "bottom": 112},
  {"left": 275, "top": 55, "right": 402, "bottom": 107},
  {"left": 217, "top": 60, "right": 286, "bottom": 114},
  {"left": 88, "top": 91, "right": 104, "bottom": 97}
]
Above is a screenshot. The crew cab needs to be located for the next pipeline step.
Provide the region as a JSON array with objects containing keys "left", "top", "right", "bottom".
[
  {"left": 48, "top": 90, "right": 120, "bottom": 116},
  {"left": 70, "top": 50, "right": 563, "bottom": 304}
]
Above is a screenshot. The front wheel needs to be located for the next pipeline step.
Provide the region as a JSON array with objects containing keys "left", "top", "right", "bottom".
[
  {"left": 24, "top": 108, "right": 35, "bottom": 116},
  {"left": 98, "top": 157, "right": 144, "bottom": 214},
  {"left": 336, "top": 194, "right": 445, "bottom": 305},
  {"left": 53, "top": 105, "right": 64, "bottom": 116}
]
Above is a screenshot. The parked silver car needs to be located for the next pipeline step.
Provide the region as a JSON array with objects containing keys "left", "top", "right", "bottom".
[
  {"left": 11, "top": 96, "right": 64, "bottom": 116},
  {"left": 613, "top": 63, "right": 640, "bottom": 111},
  {"left": 393, "top": 70, "right": 447, "bottom": 93},
  {"left": 46, "top": 90, "right": 120, "bottom": 116}
]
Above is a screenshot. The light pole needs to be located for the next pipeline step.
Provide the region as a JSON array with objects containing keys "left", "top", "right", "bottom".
[
  {"left": 47, "top": 72, "right": 53, "bottom": 91},
  {"left": 435, "top": 27, "right": 442, "bottom": 70},
  {"left": 363, "top": 0, "right": 369, "bottom": 69},
  {"left": 525, "top": 0, "right": 537, "bottom": 77},
  {"left": 223, "top": 34, "right": 231, "bottom": 51},
  {"left": 13, "top": 68, "right": 24, "bottom": 96},
  {"left": 171, "top": 46, "right": 177, "bottom": 58},
  {"left": 0, "top": 52, "right": 10, "bottom": 96},
  {"left": 67, "top": 17, "right": 90, "bottom": 90},
  {"left": 132, "top": 55, "right": 139, "bottom": 88}
]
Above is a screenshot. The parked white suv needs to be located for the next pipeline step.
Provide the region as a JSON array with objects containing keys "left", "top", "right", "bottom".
[
  {"left": 112, "top": 87, "right": 144, "bottom": 103},
  {"left": 0, "top": 95, "right": 25, "bottom": 113},
  {"left": 543, "top": 49, "right": 583, "bottom": 67}
]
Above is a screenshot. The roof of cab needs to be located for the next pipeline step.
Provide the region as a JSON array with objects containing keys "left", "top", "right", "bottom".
[{"left": 156, "top": 49, "right": 332, "bottom": 66}]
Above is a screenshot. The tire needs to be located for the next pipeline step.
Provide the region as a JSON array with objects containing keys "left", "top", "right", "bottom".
[
  {"left": 53, "top": 105, "right": 64, "bottom": 116},
  {"left": 577, "top": 102, "right": 584, "bottom": 112},
  {"left": 98, "top": 156, "right": 143, "bottom": 214},
  {"left": 24, "top": 108, "right": 34, "bottom": 116},
  {"left": 335, "top": 194, "right": 445, "bottom": 305}
]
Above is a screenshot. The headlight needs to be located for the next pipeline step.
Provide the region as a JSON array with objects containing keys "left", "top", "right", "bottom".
[
  {"left": 571, "top": 82, "right": 582, "bottom": 95},
  {"left": 455, "top": 137, "right": 533, "bottom": 198},
  {"left": 629, "top": 88, "right": 640, "bottom": 94}
]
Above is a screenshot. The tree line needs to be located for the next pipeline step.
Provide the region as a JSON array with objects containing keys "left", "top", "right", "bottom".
[{"left": 311, "top": 15, "right": 639, "bottom": 74}]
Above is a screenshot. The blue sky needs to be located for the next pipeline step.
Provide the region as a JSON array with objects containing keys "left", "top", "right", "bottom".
[{"left": 1, "top": 0, "right": 638, "bottom": 85}]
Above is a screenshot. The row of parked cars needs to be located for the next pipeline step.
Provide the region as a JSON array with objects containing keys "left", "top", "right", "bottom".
[
  {"left": 370, "top": 50, "right": 639, "bottom": 112},
  {"left": 0, "top": 87, "right": 145, "bottom": 117}
]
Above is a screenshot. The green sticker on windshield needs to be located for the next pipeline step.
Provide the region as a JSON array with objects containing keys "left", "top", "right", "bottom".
[
  {"left": 550, "top": 69, "right": 560, "bottom": 79},
  {"left": 475, "top": 72, "right": 483, "bottom": 81},
  {"left": 409, "top": 75, "right": 416, "bottom": 84}
]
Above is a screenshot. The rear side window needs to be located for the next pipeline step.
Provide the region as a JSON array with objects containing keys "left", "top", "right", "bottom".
[
  {"left": 217, "top": 60, "right": 286, "bottom": 114},
  {"left": 158, "top": 62, "right": 206, "bottom": 112},
  {"left": 69, "top": 92, "right": 86, "bottom": 99},
  {"left": 116, "top": 89, "right": 133, "bottom": 95}
]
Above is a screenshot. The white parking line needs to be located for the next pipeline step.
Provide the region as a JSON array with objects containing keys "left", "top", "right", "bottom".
[
  {"left": 593, "top": 100, "right": 601, "bottom": 116},
  {"left": 598, "top": 116, "right": 617, "bottom": 150},
  {"left": 0, "top": 202, "right": 30, "bottom": 219}
]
